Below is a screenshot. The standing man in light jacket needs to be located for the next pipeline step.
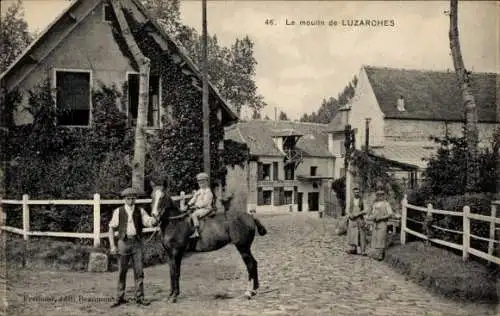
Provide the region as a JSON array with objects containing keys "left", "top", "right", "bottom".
[
  {"left": 109, "top": 187, "right": 157, "bottom": 307},
  {"left": 346, "top": 187, "right": 367, "bottom": 255}
]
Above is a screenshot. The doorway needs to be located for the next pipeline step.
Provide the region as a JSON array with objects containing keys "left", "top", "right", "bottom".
[
  {"left": 308, "top": 192, "right": 319, "bottom": 211},
  {"left": 297, "top": 192, "right": 303, "bottom": 212}
]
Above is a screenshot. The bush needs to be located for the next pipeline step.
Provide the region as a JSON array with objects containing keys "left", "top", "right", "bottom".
[
  {"left": 405, "top": 192, "right": 496, "bottom": 258},
  {"left": 423, "top": 130, "right": 499, "bottom": 195},
  {"left": 385, "top": 241, "right": 498, "bottom": 303}
]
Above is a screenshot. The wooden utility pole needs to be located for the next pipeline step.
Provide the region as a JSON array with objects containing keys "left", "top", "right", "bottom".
[
  {"left": 364, "top": 117, "right": 371, "bottom": 193},
  {"left": 449, "top": 0, "right": 479, "bottom": 192},
  {"left": 202, "top": 0, "right": 210, "bottom": 183},
  {"left": 364, "top": 118, "right": 371, "bottom": 151}
]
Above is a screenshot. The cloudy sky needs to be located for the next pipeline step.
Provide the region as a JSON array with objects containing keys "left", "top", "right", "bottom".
[{"left": 2, "top": 0, "right": 499, "bottom": 120}]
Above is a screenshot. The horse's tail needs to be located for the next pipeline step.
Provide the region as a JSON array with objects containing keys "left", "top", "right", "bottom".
[{"left": 254, "top": 218, "right": 267, "bottom": 236}]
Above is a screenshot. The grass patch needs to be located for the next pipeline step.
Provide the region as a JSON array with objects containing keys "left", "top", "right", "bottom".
[
  {"left": 4, "top": 233, "right": 168, "bottom": 272},
  {"left": 385, "top": 241, "right": 499, "bottom": 304}
]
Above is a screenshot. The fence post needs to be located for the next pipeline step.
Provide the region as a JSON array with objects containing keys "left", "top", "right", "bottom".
[
  {"left": 400, "top": 194, "right": 407, "bottom": 245},
  {"left": 0, "top": 195, "right": 4, "bottom": 227},
  {"left": 488, "top": 203, "right": 497, "bottom": 258},
  {"left": 180, "top": 191, "right": 186, "bottom": 210},
  {"left": 462, "top": 205, "right": 470, "bottom": 262},
  {"left": 22, "top": 194, "right": 29, "bottom": 240},
  {"left": 93, "top": 193, "right": 101, "bottom": 248},
  {"left": 425, "top": 203, "right": 433, "bottom": 245}
]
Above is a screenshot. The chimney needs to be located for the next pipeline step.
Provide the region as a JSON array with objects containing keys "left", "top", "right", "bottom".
[
  {"left": 339, "top": 104, "right": 351, "bottom": 126},
  {"left": 272, "top": 136, "right": 284, "bottom": 152},
  {"left": 397, "top": 95, "right": 406, "bottom": 112}
]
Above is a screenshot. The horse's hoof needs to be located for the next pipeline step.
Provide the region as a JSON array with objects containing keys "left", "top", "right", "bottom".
[
  {"left": 169, "top": 296, "right": 178, "bottom": 303},
  {"left": 244, "top": 290, "right": 256, "bottom": 299}
]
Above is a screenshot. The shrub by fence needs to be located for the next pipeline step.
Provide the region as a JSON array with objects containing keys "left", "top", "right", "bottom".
[{"left": 400, "top": 195, "right": 500, "bottom": 265}]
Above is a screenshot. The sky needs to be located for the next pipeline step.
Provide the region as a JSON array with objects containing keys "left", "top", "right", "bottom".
[{"left": 2, "top": 0, "right": 499, "bottom": 120}]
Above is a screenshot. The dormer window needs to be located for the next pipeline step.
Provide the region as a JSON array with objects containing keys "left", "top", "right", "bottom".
[{"left": 397, "top": 95, "right": 406, "bottom": 112}]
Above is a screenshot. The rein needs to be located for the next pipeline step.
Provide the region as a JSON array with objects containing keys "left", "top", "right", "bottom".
[{"left": 168, "top": 211, "right": 190, "bottom": 220}]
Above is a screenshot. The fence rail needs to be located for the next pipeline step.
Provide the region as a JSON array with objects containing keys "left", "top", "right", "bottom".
[
  {"left": 400, "top": 196, "right": 500, "bottom": 265},
  {"left": 0, "top": 192, "right": 193, "bottom": 247}
]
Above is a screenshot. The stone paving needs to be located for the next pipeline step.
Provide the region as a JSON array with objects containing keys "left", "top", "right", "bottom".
[{"left": 5, "top": 213, "right": 499, "bottom": 316}]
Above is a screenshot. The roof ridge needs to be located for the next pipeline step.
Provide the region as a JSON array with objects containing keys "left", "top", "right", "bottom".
[
  {"left": 364, "top": 65, "right": 499, "bottom": 76},
  {"left": 244, "top": 120, "right": 329, "bottom": 127},
  {"left": 236, "top": 126, "right": 247, "bottom": 144}
]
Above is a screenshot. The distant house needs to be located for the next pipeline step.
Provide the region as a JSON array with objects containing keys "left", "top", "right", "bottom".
[
  {"left": 225, "top": 120, "right": 335, "bottom": 213},
  {"left": 0, "top": 0, "right": 237, "bottom": 129},
  {"left": 330, "top": 65, "right": 499, "bottom": 193}
]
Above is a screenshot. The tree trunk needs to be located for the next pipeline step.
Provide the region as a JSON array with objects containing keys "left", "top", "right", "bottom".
[
  {"left": 449, "top": 0, "right": 480, "bottom": 192},
  {"left": 111, "top": 1, "right": 150, "bottom": 193}
]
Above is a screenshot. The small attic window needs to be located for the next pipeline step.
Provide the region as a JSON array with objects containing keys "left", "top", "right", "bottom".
[
  {"left": 397, "top": 95, "right": 406, "bottom": 112},
  {"left": 103, "top": 4, "right": 113, "bottom": 22}
]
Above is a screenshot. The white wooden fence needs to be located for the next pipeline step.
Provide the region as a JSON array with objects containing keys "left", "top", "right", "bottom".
[
  {"left": 0, "top": 192, "right": 192, "bottom": 247},
  {"left": 400, "top": 195, "right": 500, "bottom": 265}
]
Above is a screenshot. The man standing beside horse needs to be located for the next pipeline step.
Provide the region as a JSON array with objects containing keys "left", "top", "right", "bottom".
[{"left": 108, "top": 187, "right": 157, "bottom": 307}]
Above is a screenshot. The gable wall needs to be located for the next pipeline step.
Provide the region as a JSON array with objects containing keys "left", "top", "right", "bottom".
[
  {"left": 349, "top": 67, "right": 386, "bottom": 149},
  {"left": 12, "top": 0, "right": 136, "bottom": 125}
]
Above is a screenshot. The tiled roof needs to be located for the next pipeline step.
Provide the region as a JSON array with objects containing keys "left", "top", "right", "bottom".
[
  {"left": 225, "top": 120, "right": 331, "bottom": 157},
  {"left": 370, "top": 144, "right": 438, "bottom": 169},
  {"left": 364, "top": 66, "right": 499, "bottom": 123},
  {"left": 326, "top": 113, "right": 345, "bottom": 132}
]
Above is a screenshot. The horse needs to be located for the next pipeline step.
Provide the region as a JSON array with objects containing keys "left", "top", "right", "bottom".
[{"left": 151, "top": 189, "right": 267, "bottom": 303}]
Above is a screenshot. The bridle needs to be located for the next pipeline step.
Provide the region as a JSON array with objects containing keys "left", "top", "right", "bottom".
[{"left": 147, "top": 189, "right": 193, "bottom": 242}]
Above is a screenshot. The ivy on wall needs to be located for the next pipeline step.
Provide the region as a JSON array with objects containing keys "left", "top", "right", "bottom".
[
  {"left": 0, "top": 6, "right": 251, "bottom": 233},
  {"left": 350, "top": 150, "right": 404, "bottom": 201},
  {"left": 123, "top": 9, "right": 249, "bottom": 194}
]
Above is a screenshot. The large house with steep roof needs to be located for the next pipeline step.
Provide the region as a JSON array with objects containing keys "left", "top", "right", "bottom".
[
  {"left": 0, "top": 0, "right": 237, "bottom": 128},
  {"left": 330, "top": 65, "right": 499, "bottom": 208},
  {"left": 225, "top": 120, "right": 336, "bottom": 213}
]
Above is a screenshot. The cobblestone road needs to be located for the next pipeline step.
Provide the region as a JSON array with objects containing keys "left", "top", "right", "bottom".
[{"left": 6, "top": 213, "right": 499, "bottom": 315}]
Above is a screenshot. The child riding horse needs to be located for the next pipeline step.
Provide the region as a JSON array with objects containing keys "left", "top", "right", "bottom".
[{"left": 151, "top": 175, "right": 267, "bottom": 303}]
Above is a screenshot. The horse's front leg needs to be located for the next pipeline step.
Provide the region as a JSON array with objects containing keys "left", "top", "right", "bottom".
[
  {"left": 167, "top": 252, "right": 175, "bottom": 299},
  {"left": 169, "top": 248, "right": 184, "bottom": 303}
]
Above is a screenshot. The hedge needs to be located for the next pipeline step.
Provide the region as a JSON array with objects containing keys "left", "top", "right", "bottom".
[{"left": 406, "top": 192, "right": 497, "bottom": 257}]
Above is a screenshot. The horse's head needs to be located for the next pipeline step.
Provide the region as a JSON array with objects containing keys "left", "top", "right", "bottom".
[{"left": 151, "top": 188, "right": 168, "bottom": 220}]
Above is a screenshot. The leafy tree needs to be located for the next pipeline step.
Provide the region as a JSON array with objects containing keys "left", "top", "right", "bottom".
[
  {"left": 300, "top": 76, "right": 357, "bottom": 124},
  {"left": 143, "top": 0, "right": 266, "bottom": 116},
  {"left": 423, "top": 128, "right": 499, "bottom": 196},
  {"left": 0, "top": 0, "right": 33, "bottom": 72},
  {"left": 251, "top": 110, "right": 261, "bottom": 119},
  {"left": 279, "top": 111, "right": 289, "bottom": 121}
]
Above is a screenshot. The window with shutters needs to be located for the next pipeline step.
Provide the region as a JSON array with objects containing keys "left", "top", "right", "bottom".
[
  {"left": 340, "top": 140, "right": 346, "bottom": 156},
  {"left": 272, "top": 162, "right": 279, "bottom": 180},
  {"left": 54, "top": 70, "right": 92, "bottom": 126},
  {"left": 310, "top": 166, "right": 317, "bottom": 176},
  {"left": 262, "top": 164, "right": 271, "bottom": 180},
  {"left": 284, "top": 164, "right": 294, "bottom": 180},
  {"left": 127, "top": 73, "right": 162, "bottom": 128}
]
